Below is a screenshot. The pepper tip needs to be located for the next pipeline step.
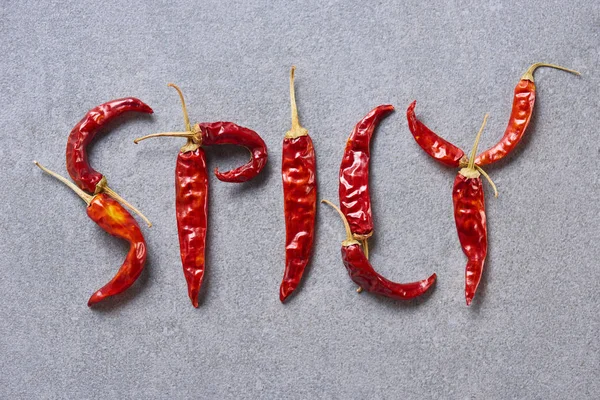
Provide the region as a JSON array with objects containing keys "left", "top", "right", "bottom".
[
  {"left": 279, "top": 282, "right": 296, "bottom": 303},
  {"left": 87, "top": 292, "right": 103, "bottom": 307}
]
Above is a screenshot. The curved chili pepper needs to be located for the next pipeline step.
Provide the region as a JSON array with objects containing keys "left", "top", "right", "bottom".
[
  {"left": 200, "top": 122, "right": 268, "bottom": 183},
  {"left": 65, "top": 97, "right": 154, "bottom": 227},
  {"left": 339, "top": 104, "right": 394, "bottom": 240},
  {"left": 280, "top": 67, "right": 317, "bottom": 302},
  {"left": 134, "top": 84, "right": 266, "bottom": 306},
  {"left": 34, "top": 162, "right": 147, "bottom": 307},
  {"left": 322, "top": 200, "right": 436, "bottom": 300},
  {"left": 406, "top": 101, "right": 466, "bottom": 167},
  {"left": 454, "top": 116, "right": 489, "bottom": 305},
  {"left": 475, "top": 63, "right": 580, "bottom": 166}
]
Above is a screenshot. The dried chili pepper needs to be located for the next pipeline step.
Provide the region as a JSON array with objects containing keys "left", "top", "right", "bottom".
[
  {"left": 134, "top": 84, "right": 267, "bottom": 307},
  {"left": 453, "top": 116, "right": 489, "bottom": 306},
  {"left": 407, "top": 101, "right": 465, "bottom": 167},
  {"left": 136, "top": 90, "right": 267, "bottom": 184},
  {"left": 200, "top": 122, "right": 268, "bottom": 183},
  {"left": 407, "top": 106, "right": 494, "bottom": 305},
  {"left": 322, "top": 200, "right": 436, "bottom": 300},
  {"left": 339, "top": 105, "right": 394, "bottom": 292},
  {"left": 66, "top": 97, "right": 154, "bottom": 227},
  {"left": 279, "top": 66, "right": 317, "bottom": 302},
  {"left": 474, "top": 63, "right": 579, "bottom": 166},
  {"left": 34, "top": 162, "right": 147, "bottom": 306},
  {"left": 174, "top": 148, "right": 208, "bottom": 308},
  {"left": 339, "top": 105, "right": 394, "bottom": 242}
]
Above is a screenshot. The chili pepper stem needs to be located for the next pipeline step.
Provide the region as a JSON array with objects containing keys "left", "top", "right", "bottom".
[
  {"left": 321, "top": 200, "right": 359, "bottom": 246},
  {"left": 285, "top": 66, "right": 308, "bottom": 139},
  {"left": 34, "top": 161, "right": 93, "bottom": 205},
  {"left": 134, "top": 131, "right": 196, "bottom": 143},
  {"left": 356, "top": 239, "right": 369, "bottom": 293},
  {"left": 458, "top": 114, "right": 499, "bottom": 197},
  {"left": 98, "top": 184, "right": 152, "bottom": 227},
  {"left": 475, "top": 165, "right": 498, "bottom": 198},
  {"left": 468, "top": 114, "right": 488, "bottom": 170},
  {"left": 169, "top": 83, "right": 192, "bottom": 132},
  {"left": 134, "top": 84, "right": 201, "bottom": 153},
  {"left": 521, "top": 62, "right": 581, "bottom": 82}
]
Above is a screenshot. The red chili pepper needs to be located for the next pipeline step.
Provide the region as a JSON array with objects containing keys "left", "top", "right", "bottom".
[
  {"left": 134, "top": 84, "right": 267, "bottom": 307},
  {"left": 65, "top": 97, "right": 154, "bottom": 227},
  {"left": 406, "top": 101, "right": 466, "bottom": 167},
  {"left": 175, "top": 148, "right": 208, "bottom": 307},
  {"left": 339, "top": 104, "right": 394, "bottom": 240},
  {"left": 34, "top": 162, "right": 147, "bottom": 307},
  {"left": 407, "top": 106, "right": 494, "bottom": 305},
  {"left": 200, "top": 122, "right": 268, "bottom": 183},
  {"left": 475, "top": 63, "right": 579, "bottom": 166},
  {"left": 322, "top": 200, "right": 436, "bottom": 300},
  {"left": 279, "top": 67, "right": 317, "bottom": 302},
  {"left": 453, "top": 116, "right": 489, "bottom": 305}
]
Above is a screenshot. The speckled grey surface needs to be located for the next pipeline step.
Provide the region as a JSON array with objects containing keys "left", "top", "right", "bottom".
[{"left": 1, "top": 0, "right": 598, "bottom": 398}]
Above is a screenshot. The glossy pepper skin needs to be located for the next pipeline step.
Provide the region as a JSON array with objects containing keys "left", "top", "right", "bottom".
[
  {"left": 134, "top": 84, "right": 268, "bottom": 306},
  {"left": 407, "top": 101, "right": 466, "bottom": 168},
  {"left": 66, "top": 97, "right": 153, "bottom": 193},
  {"left": 322, "top": 200, "right": 436, "bottom": 300},
  {"left": 407, "top": 110, "right": 492, "bottom": 305},
  {"left": 339, "top": 105, "right": 394, "bottom": 239},
  {"left": 175, "top": 148, "right": 209, "bottom": 307},
  {"left": 341, "top": 243, "right": 437, "bottom": 300},
  {"left": 280, "top": 67, "right": 317, "bottom": 302},
  {"left": 452, "top": 174, "right": 486, "bottom": 306},
  {"left": 474, "top": 81, "right": 535, "bottom": 166},
  {"left": 475, "top": 63, "right": 580, "bottom": 166},
  {"left": 34, "top": 162, "right": 147, "bottom": 307},
  {"left": 87, "top": 193, "right": 147, "bottom": 306},
  {"left": 199, "top": 122, "right": 268, "bottom": 183}
]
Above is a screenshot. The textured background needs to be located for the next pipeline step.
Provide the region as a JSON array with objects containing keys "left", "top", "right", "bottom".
[{"left": 1, "top": 0, "right": 598, "bottom": 398}]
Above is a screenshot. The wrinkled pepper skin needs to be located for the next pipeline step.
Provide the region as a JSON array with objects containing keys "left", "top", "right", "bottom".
[
  {"left": 475, "top": 80, "right": 535, "bottom": 166},
  {"left": 339, "top": 105, "right": 394, "bottom": 238},
  {"left": 452, "top": 174, "right": 487, "bottom": 306},
  {"left": 175, "top": 148, "right": 209, "bottom": 308},
  {"left": 407, "top": 101, "right": 466, "bottom": 167},
  {"left": 66, "top": 98, "right": 153, "bottom": 192},
  {"left": 86, "top": 193, "right": 147, "bottom": 306},
  {"left": 280, "top": 136, "right": 317, "bottom": 302},
  {"left": 198, "top": 122, "right": 268, "bottom": 183},
  {"left": 341, "top": 243, "right": 437, "bottom": 300}
]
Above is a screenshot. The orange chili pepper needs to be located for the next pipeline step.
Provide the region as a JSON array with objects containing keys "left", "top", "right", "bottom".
[{"left": 35, "top": 162, "right": 147, "bottom": 306}]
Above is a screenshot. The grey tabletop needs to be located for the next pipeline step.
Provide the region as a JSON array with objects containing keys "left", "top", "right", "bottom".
[{"left": 1, "top": 0, "right": 598, "bottom": 399}]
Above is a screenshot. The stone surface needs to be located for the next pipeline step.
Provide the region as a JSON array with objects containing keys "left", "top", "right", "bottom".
[{"left": 1, "top": 0, "right": 598, "bottom": 398}]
